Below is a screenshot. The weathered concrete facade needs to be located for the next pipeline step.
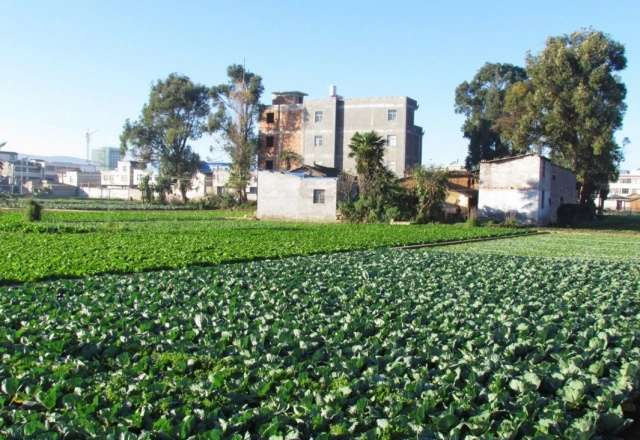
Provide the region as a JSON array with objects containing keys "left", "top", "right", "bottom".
[
  {"left": 258, "top": 89, "right": 423, "bottom": 177},
  {"left": 478, "top": 154, "right": 577, "bottom": 225},
  {"left": 256, "top": 170, "right": 338, "bottom": 222}
]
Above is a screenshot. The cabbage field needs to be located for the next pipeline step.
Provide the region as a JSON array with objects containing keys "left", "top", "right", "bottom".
[
  {"left": 0, "top": 210, "right": 526, "bottom": 284},
  {"left": 2, "top": 244, "right": 639, "bottom": 438}
]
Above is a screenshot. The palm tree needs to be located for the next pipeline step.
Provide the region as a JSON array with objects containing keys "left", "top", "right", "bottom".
[
  {"left": 348, "top": 131, "right": 387, "bottom": 197},
  {"left": 279, "top": 149, "right": 301, "bottom": 170}
]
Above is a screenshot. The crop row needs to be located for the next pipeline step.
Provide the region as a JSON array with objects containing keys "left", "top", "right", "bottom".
[
  {"left": 1, "top": 249, "right": 639, "bottom": 438},
  {"left": 434, "top": 231, "right": 640, "bottom": 261},
  {"left": 0, "top": 211, "right": 526, "bottom": 283}
]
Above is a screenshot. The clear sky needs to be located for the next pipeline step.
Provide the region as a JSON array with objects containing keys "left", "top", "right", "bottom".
[{"left": 1, "top": 0, "right": 639, "bottom": 170}]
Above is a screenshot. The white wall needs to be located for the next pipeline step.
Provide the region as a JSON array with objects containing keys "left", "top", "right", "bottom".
[{"left": 257, "top": 170, "right": 338, "bottom": 222}]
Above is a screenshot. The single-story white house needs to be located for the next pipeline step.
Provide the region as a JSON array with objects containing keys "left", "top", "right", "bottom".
[
  {"left": 256, "top": 169, "right": 338, "bottom": 222},
  {"left": 478, "top": 154, "right": 578, "bottom": 225}
]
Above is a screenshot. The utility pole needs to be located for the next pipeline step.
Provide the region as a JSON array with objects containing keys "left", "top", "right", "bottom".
[{"left": 86, "top": 129, "right": 99, "bottom": 161}]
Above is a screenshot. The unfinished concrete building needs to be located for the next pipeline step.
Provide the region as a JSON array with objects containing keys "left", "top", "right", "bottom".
[{"left": 258, "top": 87, "right": 423, "bottom": 177}]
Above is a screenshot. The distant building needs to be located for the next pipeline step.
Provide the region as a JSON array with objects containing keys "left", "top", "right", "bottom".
[
  {"left": 91, "top": 146, "right": 122, "bottom": 171},
  {"left": 60, "top": 170, "right": 102, "bottom": 188},
  {"left": 184, "top": 163, "right": 258, "bottom": 201},
  {"left": 102, "top": 160, "right": 150, "bottom": 187},
  {"left": 258, "top": 87, "right": 423, "bottom": 177},
  {"left": 0, "top": 151, "right": 18, "bottom": 165},
  {"left": 478, "top": 154, "right": 577, "bottom": 225},
  {"left": 602, "top": 169, "right": 640, "bottom": 212}
]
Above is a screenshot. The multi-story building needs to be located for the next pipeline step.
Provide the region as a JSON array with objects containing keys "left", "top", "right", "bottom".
[
  {"left": 258, "top": 87, "right": 423, "bottom": 177},
  {"left": 91, "top": 146, "right": 122, "bottom": 171},
  {"left": 602, "top": 169, "right": 640, "bottom": 212},
  {"left": 101, "top": 160, "right": 150, "bottom": 187}
]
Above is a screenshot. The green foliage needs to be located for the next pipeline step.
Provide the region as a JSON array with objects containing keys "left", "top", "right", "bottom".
[
  {"left": 23, "top": 199, "right": 43, "bottom": 222},
  {"left": 0, "top": 209, "right": 527, "bottom": 283},
  {"left": 278, "top": 149, "right": 301, "bottom": 170},
  {"left": 557, "top": 204, "right": 596, "bottom": 227},
  {"left": 454, "top": 63, "right": 528, "bottom": 168},
  {"left": 0, "top": 249, "right": 638, "bottom": 437},
  {"left": 342, "top": 131, "right": 403, "bottom": 222},
  {"left": 412, "top": 165, "right": 449, "bottom": 223},
  {"left": 499, "top": 28, "right": 627, "bottom": 205},
  {"left": 209, "top": 64, "right": 264, "bottom": 203},
  {"left": 138, "top": 174, "right": 153, "bottom": 204},
  {"left": 120, "top": 73, "right": 209, "bottom": 202}
]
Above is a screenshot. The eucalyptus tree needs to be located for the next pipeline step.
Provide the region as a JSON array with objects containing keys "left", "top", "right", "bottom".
[
  {"left": 454, "top": 63, "right": 528, "bottom": 168},
  {"left": 0, "top": 141, "right": 5, "bottom": 170},
  {"left": 209, "top": 64, "right": 264, "bottom": 203},
  {"left": 120, "top": 73, "right": 209, "bottom": 202},
  {"left": 500, "top": 28, "right": 627, "bottom": 205}
]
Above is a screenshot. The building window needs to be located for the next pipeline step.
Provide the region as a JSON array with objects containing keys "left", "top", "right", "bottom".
[
  {"left": 314, "top": 111, "right": 324, "bottom": 123},
  {"left": 266, "top": 112, "right": 275, "bottom": 124},
  {"left": 266, "top": 136, "right": 274, "bottom": 148},
  {"left": 622, "top": 188, "right": 629, "bottom": 194},
  {"left": 313, "top": 189, "right": 325, "bottom": 204},
  {"left": 621, "top": 178, "right": 632, "bottom": 184},
  {"left": 265, "top": 160, "right": 273, "bottom": 170},
  {"left": 387, "top": 135, "right": 396, "bottom": 147},
  {"left": 388, "top": 109, "right": 397, "bottom": 121},
  {"left": 314, "top": 135, "right": 323, "bottom": 147}
]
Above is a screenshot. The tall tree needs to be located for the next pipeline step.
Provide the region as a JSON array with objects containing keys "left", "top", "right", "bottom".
[
  {"left": 120, "top": 73, "right": 209, "bottom": 202},
  {"left": 0, "top": 141, "right": 6, "bottom": 170},
  {"left": 454, "top": 63, "right": 528, "bottom": 169},
  {"left": 502, "top": 28, "right": 627, "bottom": 205},
  {"left": 209, "top": 64, "right": 264, "bottom": 203}
]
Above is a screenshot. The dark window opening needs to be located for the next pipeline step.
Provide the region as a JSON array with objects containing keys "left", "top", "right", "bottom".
[
  {"left": 265, "top": 160, "right": 273, "bottom": 170},
  {"left": 266, "top": 112, "right": 275, "bottom": 123},
  {"left": 266, "top": 136, "right": 274, "bottom": 148},
  {"left": 313, "top": 189, "right": 325, "bottom": 204}
]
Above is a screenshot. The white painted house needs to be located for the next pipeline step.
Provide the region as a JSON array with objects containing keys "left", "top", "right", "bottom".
[
  {"left": 478, "top": 154, "right": 577, "bottom": 225},
  {"left": 257, "top": 170, "right": 338, "bottom": 222}
]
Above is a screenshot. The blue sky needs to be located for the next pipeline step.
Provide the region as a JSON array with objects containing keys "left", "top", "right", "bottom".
[{"left": 1, "top": 0, "right": 639, "bottom": 170}]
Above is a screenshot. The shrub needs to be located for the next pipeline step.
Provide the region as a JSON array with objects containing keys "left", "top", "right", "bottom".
[
  {"left": 465, "top": 208, "right": 479, "bottom": 227},
  {"left": 504, "top": 211, "right": 518, "bottom": 227},
  {"left": 557, "top": 204, "right": 595, "bottom": 227},
  {"left": 24, "top": 199, "right": 43, "bottom": 222}
]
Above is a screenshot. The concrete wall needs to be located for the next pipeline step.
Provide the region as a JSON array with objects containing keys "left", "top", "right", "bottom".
[
  {"left": 81, "top": 187, "right": 143, "bottom": 200},
  {"left": 478, "top": 154, "right": 577, "bottom": 225},
  {"left": 257, "top": 170, "right": 338, "bottom": 222}
]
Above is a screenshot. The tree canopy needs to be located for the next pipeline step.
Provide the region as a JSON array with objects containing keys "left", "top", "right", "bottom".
[
  {"left": 512, "top": 28, "right": 627, "bottom": 205},
  {"left": 454, "top": 63, "right": 528, "bottom": 168},
  {"left": 209, "top": 64, "right": 264, "bottom": 203},
  {"left": 120, "top": 73, "right": 209, "bottom": 202}
]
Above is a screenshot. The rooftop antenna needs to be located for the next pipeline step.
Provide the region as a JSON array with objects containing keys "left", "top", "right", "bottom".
[{"left": 86, "top": 128, "right": 99, "bottom": 161}]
